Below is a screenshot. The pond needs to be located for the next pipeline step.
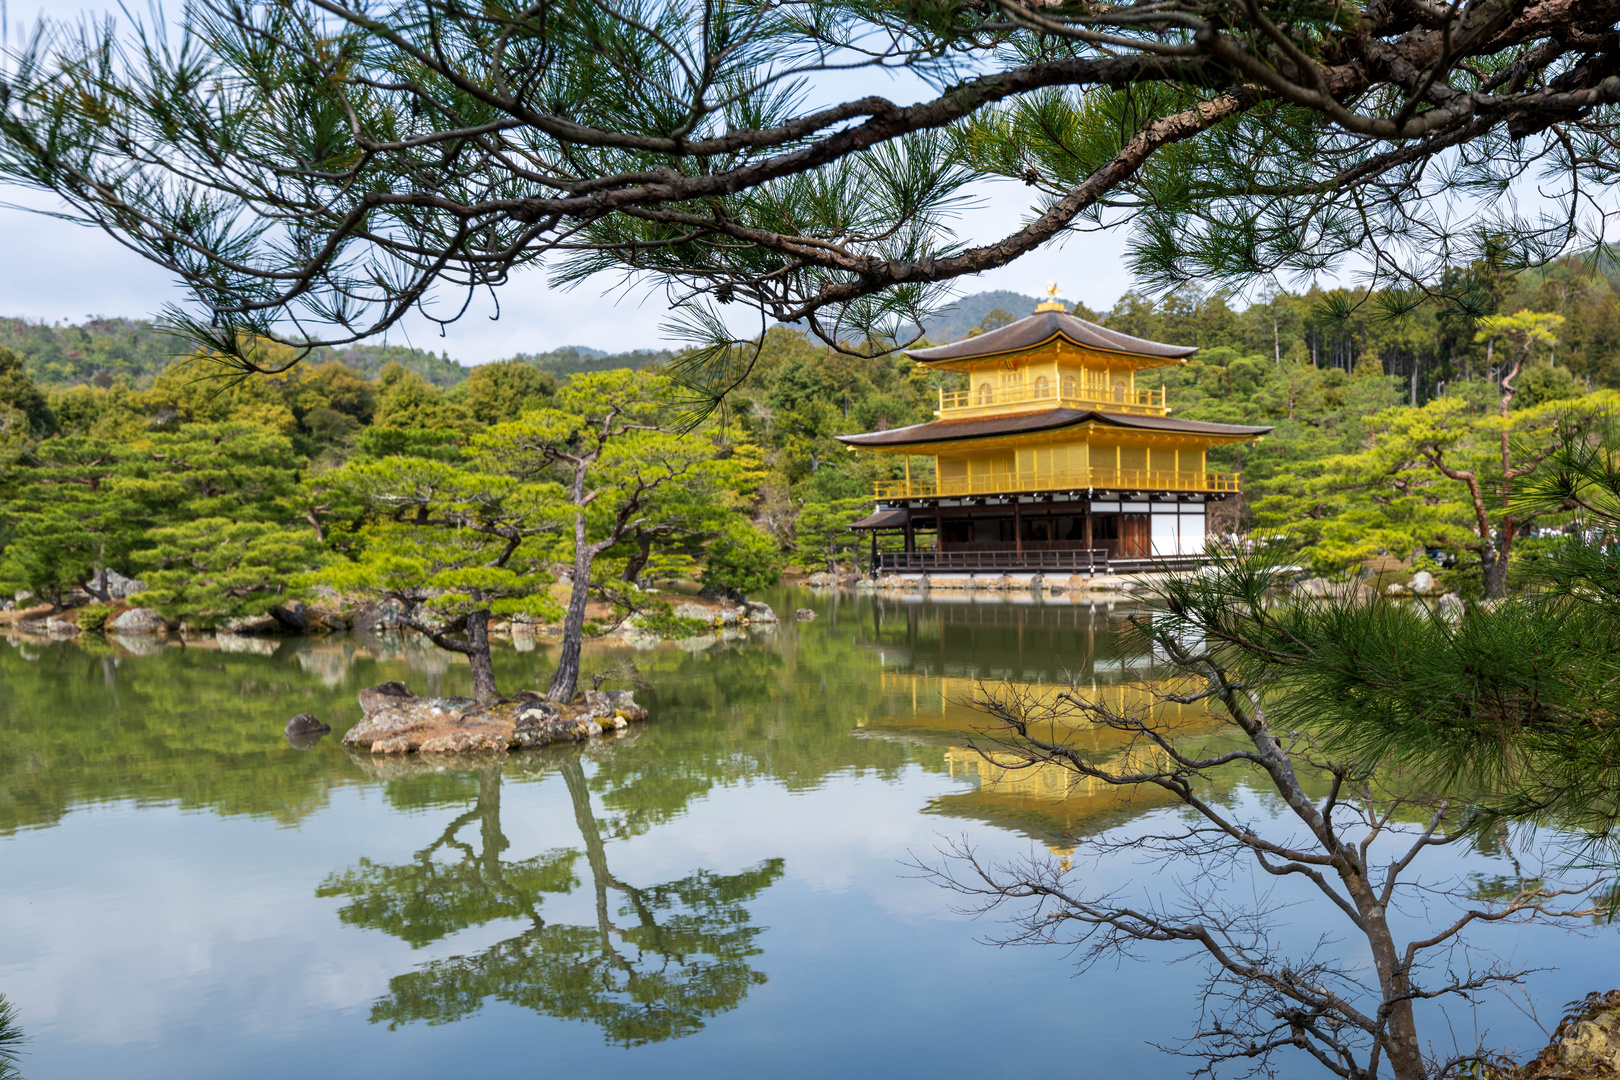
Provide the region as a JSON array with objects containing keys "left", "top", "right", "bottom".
[{"left": 0, "top": 589, "right": 1613, "bottom": 1079}]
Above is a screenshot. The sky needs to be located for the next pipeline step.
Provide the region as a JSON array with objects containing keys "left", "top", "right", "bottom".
[{"left": 0, "top": 180, "right": 1136, "bottom": 363}]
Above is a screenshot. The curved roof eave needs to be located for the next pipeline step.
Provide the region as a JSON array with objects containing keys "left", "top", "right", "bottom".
[
  {"left": 835, "top": 408, "right": 1273, "bottom": 449},
  {"left": 906, "top": 310, "right": 1198, "bottom": 364}
]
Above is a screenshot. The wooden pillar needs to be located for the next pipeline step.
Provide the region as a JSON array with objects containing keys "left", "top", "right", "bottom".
[
  {"left": 871, "top": 531, "right": 878, "bottom": 573},
  {"left": 1084, "top": 510, "right": 1094, "bottom": 568},
  {"left": 904, "top": 454, "right": 912, "bottom": 497},
  {"left": 904, "top": 511, "right": 915, "bottom": 554},
  {"left": 934, "top": 511, "right": 942, "bottom": 553},
  {"left": 1014, "top": 500, "right": 1023, "bottom": 560}
]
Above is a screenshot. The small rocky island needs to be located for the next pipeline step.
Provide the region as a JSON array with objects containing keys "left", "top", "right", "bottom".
[{"left": 341, "top": 680, "right": 650, "bottom": 754}]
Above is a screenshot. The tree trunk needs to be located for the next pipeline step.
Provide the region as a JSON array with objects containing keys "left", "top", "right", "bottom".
[
  {"left": 1483, "top": 549, "right": 1510, "bottom": 599},
  {"left": 82, "top": 570, "right": 110, "bottom": 604},
  {"left": 561, "top": 757, "right": 615, "bottom": 946},
  {"left": 466, "top": 608, "right": 499, "bottom": 700},
  {"left": 622, "top": 531, "right": 653, "bottom": 584},
  {"left": 1346, "top": 878, "right": 1428, "bottom": 1080},
  {"left": 546, "top": 511, "right": 595, "bottom": 703},
  {"left": 1479, "top": 350, "right": 1530, "bottom": 600},
  {"left": 478, "top": 764, "right": 504, "bottom": 878}
]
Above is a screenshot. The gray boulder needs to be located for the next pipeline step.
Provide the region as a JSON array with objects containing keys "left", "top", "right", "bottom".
[
  {"left": 270, "top": 601, "right": 311, "bottom": 632},
  {"left": 1436, "top": 592, "right": 1465, "bottom": 621},
  {"left": 353, "top": 598, "right": 405, "bottom": 633},
  {"left": 1410, "top": 570, "right": 1436, "bottom": 595},
  {"left": 673, "top": 603, "right": 712, "bottom": 621},
  {"left": 795, "top": 608, "right": 817, "bottom": 621},
  {"left": 285, "top": 712, "right": 332, "bottom": 737},
  {"left": 583, "top": 689, "right": 649, "bottom": 722},
  {"left": 359, "top": 680, "right": 417, "bottom": 715},
  {"left": 342, "top": 695, "right": 481, "bottom": 751},
  {"left": 511, "top": 701, "right": 567, "bottom": 748},
  {"left": 45, "top": 616, "right": 82, "bottom": 637},
  {"left": 90, "top": 569, "right": 146, "bottom": 601},
  {"left": 109, "top": 607, "right": 168, "bottom": 635},
  {"left": 743, "top": 600, "right": 778, "bottom": 623},
  {"left": 219, "top": 613, "right": 282, "bottom": 635},
  {"left": 1557, "top": 1006, "right": 1620, "bottom": 1075}
]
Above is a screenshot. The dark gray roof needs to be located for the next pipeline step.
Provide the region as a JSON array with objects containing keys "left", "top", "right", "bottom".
[
  {"left": 849, "top": 508, "right": 909, "bottom": 529},
  {"left": 907, "top": 310, "right": 1197, "bottom": 364},
  {"left": 835, "top": 408, "right": 1271, "bottom": 448}
]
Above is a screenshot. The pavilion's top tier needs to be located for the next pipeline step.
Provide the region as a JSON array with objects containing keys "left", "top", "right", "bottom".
[
  {"left": 909, "top": 307, "right": 1196, "bottom": 420},
  {"left": 907, "top": 308, "right": 1197, "bottom": 371}
]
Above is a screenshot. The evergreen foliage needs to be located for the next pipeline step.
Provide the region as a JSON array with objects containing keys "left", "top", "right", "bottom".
[
  {"left": 0, "top": 437, "right": 141, "bottom": 606},
  {"left": 700, "top": 522, "right": 784, "bottom": 599},
  {"left": 477, "top": 370, "right": 772, "bottom": 699},
  {"left": 321, "top": 454, "right": 565, "bottom": 698},
  {"left": 136, "top": 518, "right": 325, "bottom": 626},
  {"left": 0, "top": 993, "right": 23, "bottom": 1080},
  {"left": 1147, "top": 538, "right": 1620, "bottom": 851}
]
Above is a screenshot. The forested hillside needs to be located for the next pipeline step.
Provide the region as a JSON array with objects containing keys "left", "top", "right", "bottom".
[
  {"left": 0, "top": 317, "right": 472, "bottom": 388},
  {"left": 0, "top": 313, "right": 686, "bottom": 389},
  {"left": 918, "top": 291, "right": 1045, "bottom": 343}
]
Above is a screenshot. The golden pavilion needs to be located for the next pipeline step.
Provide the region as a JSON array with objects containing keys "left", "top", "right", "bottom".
[{"left": 837, "top": 292, "right": 1271, "bottom": 572}]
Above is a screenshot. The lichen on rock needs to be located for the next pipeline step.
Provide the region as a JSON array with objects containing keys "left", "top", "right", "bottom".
[
  {"left": 1515, "top": 990, "right": 1620, "bottom": 1079},
  {"left": 342, "top": 682, "right": 650, "bottom": 754}
]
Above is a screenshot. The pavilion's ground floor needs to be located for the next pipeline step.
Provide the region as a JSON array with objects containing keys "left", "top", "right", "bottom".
[{"left": 852, "top": 492, "right": 1217, "bottom": 574}]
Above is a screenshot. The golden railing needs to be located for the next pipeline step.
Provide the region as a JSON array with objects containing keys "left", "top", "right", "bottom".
[
  {"left": 938, "top": 383, "right": 1165, "bottom": 417},
  {"left": 873, "top": 467, "right": 1240, "bottom": 499}
]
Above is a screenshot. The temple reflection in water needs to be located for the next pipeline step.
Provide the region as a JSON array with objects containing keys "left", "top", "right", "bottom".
[{"left": 829, "top": 591, "right": 1219, "bottom": 848}]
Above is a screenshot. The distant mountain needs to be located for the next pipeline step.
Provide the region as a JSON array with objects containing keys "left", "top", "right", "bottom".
[
  {"left": 0, "top": 312, "right": 674, "bottom": 387},
  {"left": 0, "top": 315, "right": 471, "bottom": 387},
  {"left": 918, "top": 291, "right": 1045, "bottom": 343},
  {"left": 0, "top": 316, "right": 185, "bottom": 387},
  {"left": 325, "top": 342, "right": 467, "bottom": 386},
  {"left": 512, "top": 346, "right": 673, "bottom": 376}
]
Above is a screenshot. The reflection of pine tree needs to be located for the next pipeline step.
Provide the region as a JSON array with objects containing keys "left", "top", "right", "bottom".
[
  {"left": 319, "top": 758, "right": 783, "bottom": 1046},
  {"left": 0, "top": 992, "right": 23, "bottom": 1080},
  {"left": 319, "top": 766, "right": 578, "bottom": 947}
]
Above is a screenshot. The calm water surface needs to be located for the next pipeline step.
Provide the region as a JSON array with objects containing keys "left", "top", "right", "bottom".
[{"left": 0, "top": 590, "right": 1613, "bottom": 1079}]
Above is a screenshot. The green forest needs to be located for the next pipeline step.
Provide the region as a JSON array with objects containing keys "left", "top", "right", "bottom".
[{"left": 3, "top": 254, "right": 1619, "bottom": 637}]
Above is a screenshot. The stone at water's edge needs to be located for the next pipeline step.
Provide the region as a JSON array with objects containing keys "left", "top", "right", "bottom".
[
  {"left": 358, "top": 680, "right": 416, "bottom": 715},
  {"left": 584, "top": 689, "right": 648, "bottom": 722},
  {"left": 795, "top": 608, "right": 817, "bottom": 621},
  {"left": 744, "top": 600, "right": 778, "bottom": 623},
  {"left": 109, "top": 607, "right": 169, "bottom": 635},
  {"left": 1517, "top": 990, "right": 1620, "bottom": 1078},
  {"left": 343, "top": 683, "right": 650, "bottom": 754},
  {"left": 352, "top": 598, "right": 404, "bottom": 633},
  {"left": 285, "top": 712, "right": 331, "bottom": 737},
  {"left": 45, "top": 616, "right": 81, "bottom": 637}
]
